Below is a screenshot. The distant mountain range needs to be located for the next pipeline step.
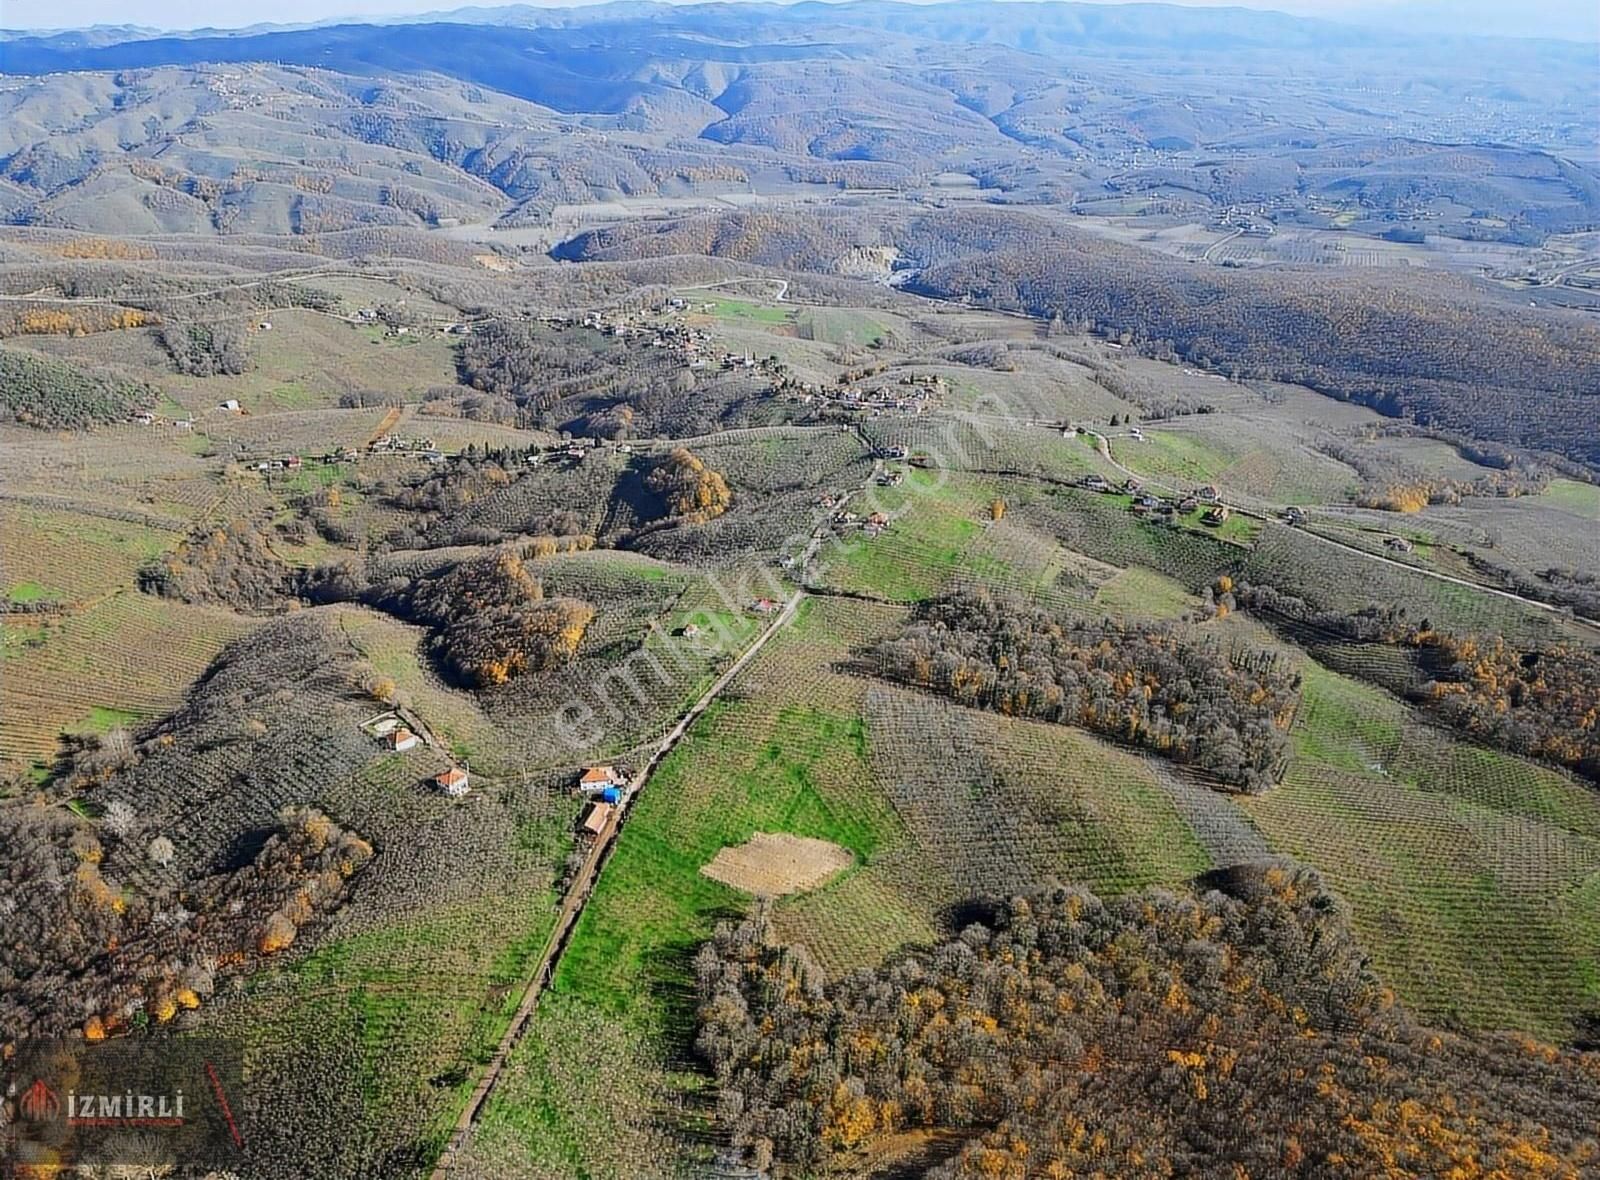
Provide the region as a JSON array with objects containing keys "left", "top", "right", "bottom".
[
  {"left": 0, "top": 1, "right": 1594, "bottom": 240},
  {"left": 6, "top": 0, "right": 1597, "bottom": 44}
]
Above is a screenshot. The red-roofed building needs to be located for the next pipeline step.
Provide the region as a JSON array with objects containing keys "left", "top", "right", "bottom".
[
  {"left": 435, "top": 767, "right": 470, "bottom": 797},
  {"left": 578, "top": 765, "right": 623, "bottom": 793}
]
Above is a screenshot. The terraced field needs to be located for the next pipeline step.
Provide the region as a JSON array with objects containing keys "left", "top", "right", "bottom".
[
  {"left": 0, "top": 591, "right": 255, "bottom": 773},
  {"left": 1241, "top": 660, "right": 1600, "bottom": 1039},
  {"left": 0, "top": 504, "right": 174, "bottom": 606}
]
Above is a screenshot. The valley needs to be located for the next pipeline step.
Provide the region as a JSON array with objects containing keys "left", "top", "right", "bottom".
[{"left": 1, "top": 4, "right": 1598, "bottom": 1178}]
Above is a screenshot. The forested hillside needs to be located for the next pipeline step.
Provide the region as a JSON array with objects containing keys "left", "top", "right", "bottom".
[
  {"left": 561, "top": 206, "right": 1600, "bottom": 471},
  {"left": 698, "top": 867, "right": 1600, "bottom": 1177}
]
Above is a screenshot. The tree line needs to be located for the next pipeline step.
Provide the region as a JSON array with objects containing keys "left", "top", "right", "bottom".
[
  {"left": 1226, "top": 580, "right": 1600, "bottom": 780},
  {"left": 871, "top": 590, "right": 1299, "bottom": 790}
]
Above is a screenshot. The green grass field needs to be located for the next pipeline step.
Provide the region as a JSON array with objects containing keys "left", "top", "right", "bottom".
[
  {"left": 1092, "top": 566, "right": 1198, "bottom": 620},
  {"left": 1127, "top": 429, "right": 1236, "bottom": 484},
  {"left": 696, "top": 296, "right": 792, "bottom": 325},
  {"left": 1242, "top": 659, "right": 1600, "bottom": 1039},
  {"left": 64, "top": 705, "right": 143, "bottom": 735},
  {"left": 1175, "top": 504, "right": 1262, "bottom": 544},
  {"left": 1540, "top": 477, "right": 1600, "bottom": 519},
  {"left": 5, "top": 580, "right": 64, "bottom": 605},
  {"left": 824, "top": 469, "right": 985, "bottom": 600},
  {"left": 796, "top": 306, "right": 888, "bottom": 345}
]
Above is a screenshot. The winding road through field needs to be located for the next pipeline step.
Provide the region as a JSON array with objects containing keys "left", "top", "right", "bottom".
[{"left": 678, "top": 275, "right": 789, "bottom": 302}]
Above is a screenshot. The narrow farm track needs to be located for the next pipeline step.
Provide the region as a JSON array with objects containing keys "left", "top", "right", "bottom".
[
  {"left": 678, "top": 275, "right": 789, "bottom": 302},
  {"left": 366, "top": 406, "right": 405, "bottom": 447},
  {"left": 1201, "top": 227, "right": 1245, "bottom": 263}
]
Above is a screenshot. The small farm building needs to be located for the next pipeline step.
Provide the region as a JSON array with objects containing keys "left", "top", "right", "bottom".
[
  {"left": 435, "top": 767, "right": 470, "bottom": 797},
  {"left": 581, "top": 801, "right": 615, "bottom": 838},
  {"left": 388, "top": 728, "right": 420, "bottom": 752},
  {"left": 579, "top": 765, "right": 623, "bottom": 793}
]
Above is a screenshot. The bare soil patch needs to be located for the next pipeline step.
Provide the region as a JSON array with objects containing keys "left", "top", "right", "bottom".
[{"left": 701, "top": 832, "right": 854, "bottom": 895}]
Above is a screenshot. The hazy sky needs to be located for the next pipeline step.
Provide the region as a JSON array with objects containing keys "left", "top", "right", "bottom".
[{"left": 4, "top": 0, "right": 1596, "bottom": 42}]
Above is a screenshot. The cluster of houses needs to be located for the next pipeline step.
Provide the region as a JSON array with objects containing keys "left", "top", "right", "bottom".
[
  {"left": 1079, "top": 475, "right": 1235, "bottom": 528},
  {"left": 1210, "top": 204, "right": 1278, "bottom": 237},
  {"left": 772, "top": 363, "right": 940, "bottom": 421},
  {"left": 780, "top": 378, "right": 935, "bottom": 418},
  {"left": 574, "top": 308, "right": 764, "bottom": 375},
  {"left": 233, "top": 436, "right": 455, "bottom": 477},
  {"left": 369, "top": 433, "right": 435, "bottom": 455},
  {"left": 362, "top": 711, "right": 471, "bottom": 797},
  {"left": 370, "top": 435, "right": 446, "bottom": 464},
  {"left": 244, "top": 453, "right": 304, "bottom": 474},
  {"left": 826, "top": 503, "right": 892, "bottom": 537}
]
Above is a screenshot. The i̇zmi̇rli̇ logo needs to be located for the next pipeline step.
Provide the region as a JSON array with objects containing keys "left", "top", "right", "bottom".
[{"left": 14, "top": 1076, "right": 186, "bottom": 1127}]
